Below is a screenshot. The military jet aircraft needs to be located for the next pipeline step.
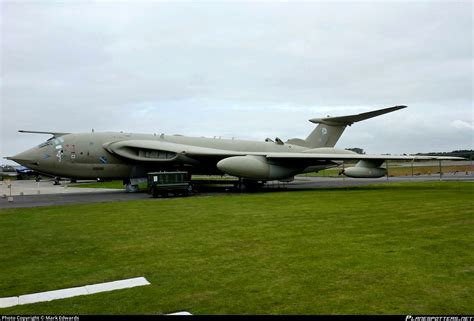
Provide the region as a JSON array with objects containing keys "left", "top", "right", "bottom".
[{"left": 6, "top": 105, "right": 462, "bottom": 190}]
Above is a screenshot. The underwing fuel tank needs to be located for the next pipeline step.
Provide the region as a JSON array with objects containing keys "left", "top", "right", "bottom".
[
  {"left": 217, "top": 155, "right": 297, "bottom": 180},
  {"left": 342, "top": 160, "right": 387, "bottom": 178}
]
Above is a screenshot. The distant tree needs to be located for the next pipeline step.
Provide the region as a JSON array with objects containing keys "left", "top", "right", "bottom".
[
  {"left": 415, "top": 150, "right": 473, "bottom": 159},
  {"left": 345, "top": 147, "right": 365, "bottom": 154}
]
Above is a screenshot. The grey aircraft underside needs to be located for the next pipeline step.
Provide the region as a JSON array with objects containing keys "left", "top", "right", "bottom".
[{"left": 7, "top": 105, "right": 462, "bottom": 189}]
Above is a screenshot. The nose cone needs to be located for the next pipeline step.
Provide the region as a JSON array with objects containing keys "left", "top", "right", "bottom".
[{"left": 6, "top": 148, "right": 40, "bottom": 167}]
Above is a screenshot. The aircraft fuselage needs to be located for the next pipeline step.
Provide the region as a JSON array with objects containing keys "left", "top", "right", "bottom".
[{"left": 10, "top": 132, "right": 335, "bottom": 180}]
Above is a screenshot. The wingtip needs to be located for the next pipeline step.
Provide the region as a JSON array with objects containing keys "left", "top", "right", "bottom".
[
  {"left": 395, "top": 105, "right": 408, "bottom": 109},
  {"left": 385, "top": 105, "right": 407, "bottom": 111}
]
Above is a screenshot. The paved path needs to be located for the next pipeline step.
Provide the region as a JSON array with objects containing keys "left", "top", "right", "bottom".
[
  {"left": 1, "top": 174, "right": 472, "bottom": 209},
  {"left": 0, "top": 179, "right": 118, "bottom": 196}
]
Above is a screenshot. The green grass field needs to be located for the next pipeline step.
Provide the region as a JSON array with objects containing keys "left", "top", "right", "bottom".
[
  {"left": 0, "top": 182, "right": 472, "bottom": 314},
  {"left": 70, "top": 180, "right": 126, "bottom": 189}
]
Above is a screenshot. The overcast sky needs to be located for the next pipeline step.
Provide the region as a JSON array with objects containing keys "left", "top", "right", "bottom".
[{"left": 1, "top": 0, "right": 472, "bottom": 164}]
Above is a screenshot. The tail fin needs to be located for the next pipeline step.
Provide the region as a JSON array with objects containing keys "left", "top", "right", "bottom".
[{"left": 287, "top": 105, "right": 407, "bottom": 148}]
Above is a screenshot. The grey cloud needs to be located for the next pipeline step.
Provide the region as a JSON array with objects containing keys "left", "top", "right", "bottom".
[{"left": 1, "top": 1, "right": 472, "bottom": 162}]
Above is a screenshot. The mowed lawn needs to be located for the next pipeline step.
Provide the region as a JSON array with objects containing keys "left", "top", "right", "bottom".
[{"left": 0, "top": 182, "right": 472, "bottom": 314}]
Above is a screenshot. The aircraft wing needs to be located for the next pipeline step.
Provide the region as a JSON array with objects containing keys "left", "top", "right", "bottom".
[
  {"left": 265, "top": 153, "right": 464, "bottom": 161},
  {"left": 19, "top": 130, "right": 70, "bottom": 137},
  {"left": 104, "top": 139, "right": 464, "bottom": 163}
]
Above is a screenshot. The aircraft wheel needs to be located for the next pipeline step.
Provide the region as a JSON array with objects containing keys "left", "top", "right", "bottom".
[{"left": 242, "top": 180, "right": 264, "bottom": 192}]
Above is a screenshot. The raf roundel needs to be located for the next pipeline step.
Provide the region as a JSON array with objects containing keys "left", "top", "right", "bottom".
[{"left": 321, "top": 128, "right": 328, "bottom": 135}]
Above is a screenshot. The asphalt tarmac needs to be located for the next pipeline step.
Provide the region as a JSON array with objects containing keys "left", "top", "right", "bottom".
[{"left": 1, "top": 173, "right": 472, "bottom": 209}]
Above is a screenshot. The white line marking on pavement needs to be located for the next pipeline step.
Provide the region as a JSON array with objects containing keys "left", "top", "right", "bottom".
[
  {"left": 0, "top": 277, "right": 150, "bottom": 308},
  {"left": 166, "top": 312, "right": 192, "bottom": 315}
]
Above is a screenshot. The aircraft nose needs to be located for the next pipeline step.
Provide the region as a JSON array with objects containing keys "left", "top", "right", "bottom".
[{"left": 6, "top": 148, "right": 40, "bottom": 167}]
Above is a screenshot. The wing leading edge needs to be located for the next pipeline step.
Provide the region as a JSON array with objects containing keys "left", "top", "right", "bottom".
[
  {"left": 265, "top": 152, "right": 464, "bottom": 161},
  {"left": 19, "top": 130, "right": 70, "bottom": 137}
]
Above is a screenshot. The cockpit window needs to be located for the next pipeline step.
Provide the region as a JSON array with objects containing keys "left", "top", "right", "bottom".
[{"left": 38, "top": 137, "right": 54, "bottom": 148}]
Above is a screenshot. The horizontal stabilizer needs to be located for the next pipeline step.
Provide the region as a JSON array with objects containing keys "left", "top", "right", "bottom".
[{"left": 309, "top": 105, "right": 407, "bottom": 126}]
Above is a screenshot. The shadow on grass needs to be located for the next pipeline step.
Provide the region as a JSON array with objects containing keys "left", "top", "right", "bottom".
[
  {"left": 192, "top": 181, "right": 450, "bottom": 195},
  {"left": 261, "top": 182, "right": 453, "bottom": 193}
]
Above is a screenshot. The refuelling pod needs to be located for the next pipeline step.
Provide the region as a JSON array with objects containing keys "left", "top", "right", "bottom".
[
  {"left": 342, "top": 160, "right": 387, "bottom": 178},
  {"left": 217, "top": 155, "right": 298, "bottom": 180}
]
